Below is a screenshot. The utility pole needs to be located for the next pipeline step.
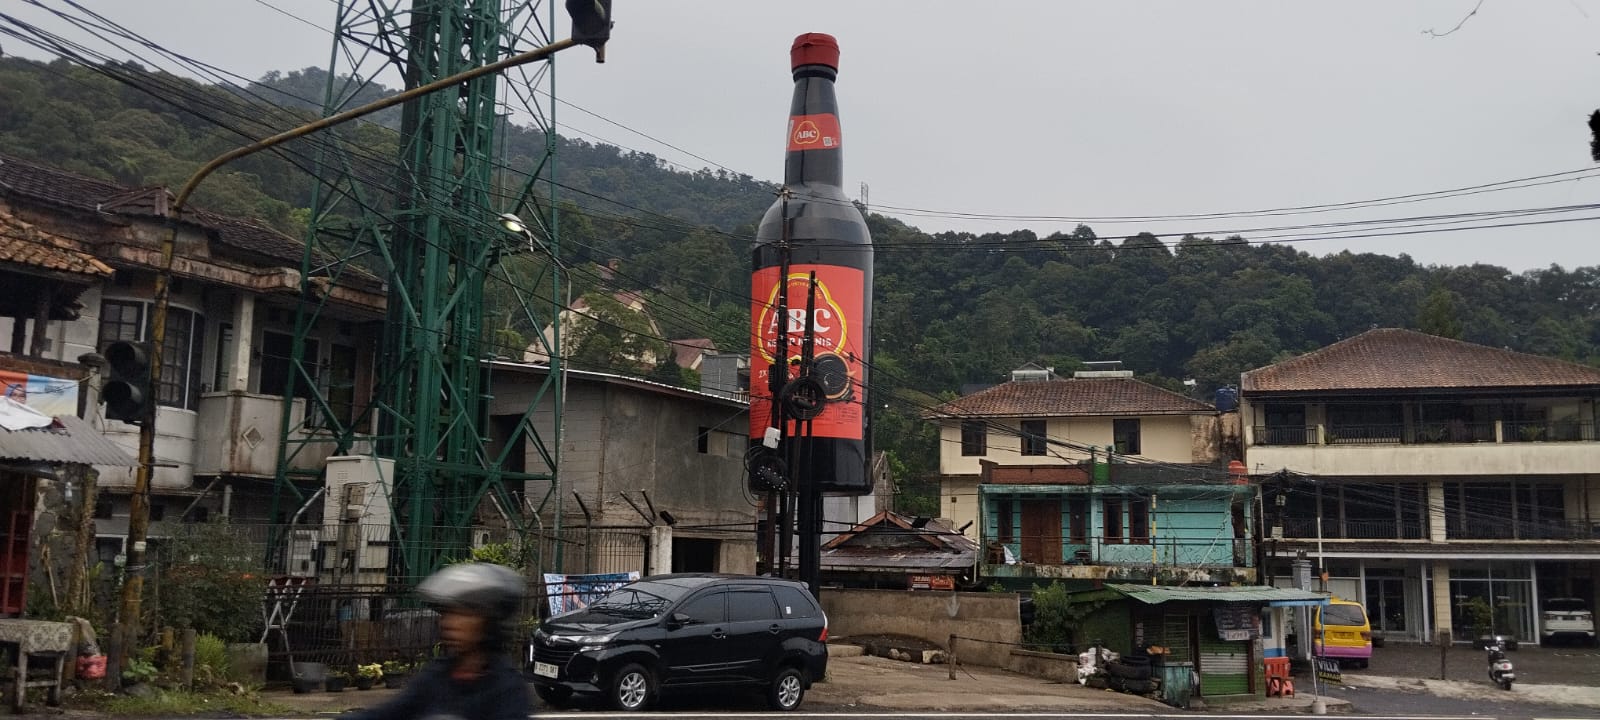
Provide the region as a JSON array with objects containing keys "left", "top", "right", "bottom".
[{"left": 111, "top": 3, "right": 611, "bottom": 673}]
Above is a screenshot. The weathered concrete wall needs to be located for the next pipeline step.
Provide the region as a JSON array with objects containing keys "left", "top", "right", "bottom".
[
  {"left": 821, "top": 589, "right": 1021, "bottom": 668},
  {"left": 490, "top": 366, "right": 755, "bottom": 573},
  {"left": 1006, "top": 649, "right": 1078, "bottom": 683},
  {"left": 1191, "top": 412, "right": 1241, "bottom": 463}
]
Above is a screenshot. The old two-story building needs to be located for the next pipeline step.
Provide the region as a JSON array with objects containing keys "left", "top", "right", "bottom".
[
  {"left": 487, "top": 361, "right": 758, "bottom": 575},
  {"left": 0, "top": 153, "right": 387, "bottom": 565},
  {"left": 929, "top": 364, "right": 1250, "bottom": 587},
  {"left": 1242, "top": 328, "right": 1600, "bottom": 645}
]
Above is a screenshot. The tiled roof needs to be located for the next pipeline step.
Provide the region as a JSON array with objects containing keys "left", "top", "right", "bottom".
[
  {"left": 925, "top": 377, "right": 1214, "bottom": 419},
  {"left": 0, "top": 210, "right": 114, "bottom": 278},
  {"left": 0, "top": 153, "right": 350, "bottom": 272},
  {"left": 1241, "top": 328, "right": 1600, "bottom": 393}
]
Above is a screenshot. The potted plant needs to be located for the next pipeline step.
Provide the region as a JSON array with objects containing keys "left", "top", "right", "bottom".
[
  {"left": 1462, "top": 597, "right": 1496, "bottom": 648},
  {"left": 355, "top": 663, "right": 382, "bottom": 690},
  {"left": 382, "top": 660, "right": 410, "bottom": 689},
  {"left": 324, "top": 670, "right": 349, "bottom": 692}
]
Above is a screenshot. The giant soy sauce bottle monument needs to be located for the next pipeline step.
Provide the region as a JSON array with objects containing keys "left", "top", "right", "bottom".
[{"left": 750, "top": 33, "right": 874, "bottom": 495}]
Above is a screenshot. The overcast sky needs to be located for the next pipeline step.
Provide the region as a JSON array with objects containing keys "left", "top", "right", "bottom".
[{"left": 5, "top": 0, "right": 1600, "bottom": 272}]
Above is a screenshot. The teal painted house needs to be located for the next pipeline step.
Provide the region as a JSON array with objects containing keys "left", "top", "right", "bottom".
[{"left": 929, "top": 364, "right": 1253, "bottom": 587}]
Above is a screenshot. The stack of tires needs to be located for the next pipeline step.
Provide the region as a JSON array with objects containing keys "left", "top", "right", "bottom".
[{"left": 1104, "top": 655, "right": 1158, "bottom": 695}]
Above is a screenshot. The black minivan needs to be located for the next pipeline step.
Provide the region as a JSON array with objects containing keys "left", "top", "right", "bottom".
[{"left": 529, "top": 574, "right": 829, "bottom": 711}]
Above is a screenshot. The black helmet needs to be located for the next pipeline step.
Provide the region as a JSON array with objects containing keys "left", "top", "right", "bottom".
[{"left": 418, "top": 562, "right": 524, "bottom": 620}]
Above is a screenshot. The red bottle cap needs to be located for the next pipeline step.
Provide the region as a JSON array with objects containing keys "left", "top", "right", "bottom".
[{"left": 791, "top": 33, "right": 839, "bottom": 72}]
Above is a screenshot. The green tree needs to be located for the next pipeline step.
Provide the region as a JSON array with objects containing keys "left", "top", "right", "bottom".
[
  {"left": 1416, "top": 288, "right": 1463, "bottom": 339},
  {"left": 564, "top": 292, "right": 670, "bottom": 373}
]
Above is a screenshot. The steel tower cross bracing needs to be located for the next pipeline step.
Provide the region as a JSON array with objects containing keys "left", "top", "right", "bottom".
[{"left": 271, "top": 0, "right": 569, "bottom": 581}]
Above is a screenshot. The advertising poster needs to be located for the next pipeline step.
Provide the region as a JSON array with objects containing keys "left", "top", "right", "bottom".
[
  {"left": 542, "top": 571, "right": 640, "bottom": 616},
  {"left": 748, "top": 265, "right": 865, "bottom": 439},
  {"left": 0, "top": 370, "right": 76, "bottom": 418}
]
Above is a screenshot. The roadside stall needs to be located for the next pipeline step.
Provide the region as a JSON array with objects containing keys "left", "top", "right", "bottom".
[
  {"left": 0, "top": 398, "right": 136, "bottom": 709},
  {"left": 1066, "top": 583, "right": 1326, "bottom": 702}
]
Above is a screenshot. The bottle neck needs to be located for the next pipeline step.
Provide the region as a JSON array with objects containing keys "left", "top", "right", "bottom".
[{"left": 783, "top": 66, "right": 843, "bottom": 189}]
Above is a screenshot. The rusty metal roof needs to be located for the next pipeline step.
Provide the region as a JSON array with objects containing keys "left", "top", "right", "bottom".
[
  {"left": 0, "top": 414, "right": 136, "bottom": 467},
  {"left": 820, "top": 545, "right": 976, "bottom": 571},
  {"left": 818, "top": 510, "right": 977, "bottom": 573}
]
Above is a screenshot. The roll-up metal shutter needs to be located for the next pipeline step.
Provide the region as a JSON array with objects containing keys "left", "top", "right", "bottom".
[{"left": 1197, "top": 613, "right": 1252, "bottom": 696}]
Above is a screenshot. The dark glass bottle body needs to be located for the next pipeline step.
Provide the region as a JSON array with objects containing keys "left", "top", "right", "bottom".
[{"left": 749, "top": 62, "right": 874, "bottom": 495}]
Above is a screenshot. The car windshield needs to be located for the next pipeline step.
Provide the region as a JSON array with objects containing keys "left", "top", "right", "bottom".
[
  {"left": 1545, "top": 599, "right": 1588, "bottom": 613},
  {"left": 586, "top": 581, "right": 694, "bottom": 619},
  {"left": 1321, "top": 604, "right": 1367, "bottom": 627}
]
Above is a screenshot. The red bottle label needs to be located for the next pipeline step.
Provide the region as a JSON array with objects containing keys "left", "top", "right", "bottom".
[
  {"left": 786, "top": 113, "right": 842, "bottom": 152},
  {"left": 750, "top": 264, "right": 865, "bottom": 441}
]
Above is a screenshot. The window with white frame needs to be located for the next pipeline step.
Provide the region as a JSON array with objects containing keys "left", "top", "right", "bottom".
[{"left": 97, "top": 299, "right": 205, "bottom": 410}]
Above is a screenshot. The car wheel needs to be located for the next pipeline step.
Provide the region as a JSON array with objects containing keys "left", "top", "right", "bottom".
[
  {"left": 535, "top": 684, "right": 573, "bottom": 707},
  {"left": 610, "top": 663, "right": 654, "bottom": 711},
  {"left": 768, "top": 666, "right": 806, "bottom": 711}
]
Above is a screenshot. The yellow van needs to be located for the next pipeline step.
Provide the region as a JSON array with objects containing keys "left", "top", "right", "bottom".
[{"left": 1313, "top": 597, "right": 1372, "bottom": 668}]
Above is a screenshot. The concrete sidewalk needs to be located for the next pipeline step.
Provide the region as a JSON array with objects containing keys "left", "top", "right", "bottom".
[{"left": 263, "top": 652, "right": 1348, "bottom": 715}]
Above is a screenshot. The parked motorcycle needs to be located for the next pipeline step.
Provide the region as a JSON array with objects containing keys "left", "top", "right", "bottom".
[{"left": 1486, "top": 639, "right": 1516, "bottom": 691}]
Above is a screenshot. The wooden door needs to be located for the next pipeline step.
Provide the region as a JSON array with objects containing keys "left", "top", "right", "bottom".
[{"left": 1019, "top": 500, "right": 1063, "bottom": 564}]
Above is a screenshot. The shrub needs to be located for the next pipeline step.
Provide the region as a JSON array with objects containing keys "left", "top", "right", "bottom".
[
  {"left": 154, "top": 521, "right": 267, "bottom": 642},
  {"left": 122, "top": 658, "right": 159, "bottom": 685},
  {"left": 193, "top": 633, "right": 229, "bottom": 681},
  {"left": 1023, "top": 581, "right": 1103, "bottom": 653}
]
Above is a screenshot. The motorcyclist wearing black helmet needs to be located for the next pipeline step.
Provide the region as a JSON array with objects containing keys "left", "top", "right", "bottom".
[{"left": 343, "top": 562, "right": 531, "bottom": 720}]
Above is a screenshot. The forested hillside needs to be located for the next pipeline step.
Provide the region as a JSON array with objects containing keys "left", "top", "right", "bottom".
[{"left": 3, "top": 57, "right": 1599, "bottom": 492}]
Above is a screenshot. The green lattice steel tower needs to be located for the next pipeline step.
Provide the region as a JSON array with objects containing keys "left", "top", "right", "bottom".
[{"left": 272, "top": 0, "right": 571, "bottom": 580}]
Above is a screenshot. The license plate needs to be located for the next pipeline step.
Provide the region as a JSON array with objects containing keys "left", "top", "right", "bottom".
[{"left": 534, "top": 662, "right": 559, "bottom": 678}]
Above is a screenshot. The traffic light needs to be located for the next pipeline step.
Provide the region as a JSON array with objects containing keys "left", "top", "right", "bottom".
[{"left": 102, "top": 340, "right": 151, "bottom": 424}]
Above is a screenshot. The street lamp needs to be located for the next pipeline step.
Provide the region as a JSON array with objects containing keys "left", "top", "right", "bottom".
[{"left": 498, "top": 212, "right": 566, "bottom": 270}]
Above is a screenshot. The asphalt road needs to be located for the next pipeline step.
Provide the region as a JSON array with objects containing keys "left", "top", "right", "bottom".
[
  {"left": 1324, "top": 682, "right": 1600, "bottom": 720},
  {"left": 1358, "top": 643, "right": 1600, "bottom": 687}
]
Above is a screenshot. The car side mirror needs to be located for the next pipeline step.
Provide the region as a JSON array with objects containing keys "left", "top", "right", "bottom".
[{"left": 666, "top": 612, "right": 693, "bottom": 629}]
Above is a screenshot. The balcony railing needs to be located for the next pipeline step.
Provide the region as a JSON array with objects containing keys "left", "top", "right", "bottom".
[
  {"left": 1282, "top": 518, "right": 1424, "bottom": 540},
  {"left": 1282, "top": 517, "right": 1600, "bottom": 541},
  {"left": 1254, "top": 421, "right": 1596, "bottom": 447},
  {"left": 1448, "top": 519, "right": 1600, "bottom": 541},
  {"left": 1503, "top": 420, "right": 1595, "bottom": 443}
]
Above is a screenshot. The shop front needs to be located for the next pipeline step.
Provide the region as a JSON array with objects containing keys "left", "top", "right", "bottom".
[{"left": 1069, "top": 584, "right": 1326, "bottom": 699}]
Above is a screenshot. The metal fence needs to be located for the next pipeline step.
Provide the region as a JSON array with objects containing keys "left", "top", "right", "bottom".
[{"left": 118, "top": 520, "right": 654, "bottom": 670}]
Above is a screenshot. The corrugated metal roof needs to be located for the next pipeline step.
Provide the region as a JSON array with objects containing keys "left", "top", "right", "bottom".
[
  {"left": 820, "top": 546, "right": 976, "bottom": 571},
  {"left": 1106, "top": 584, "right": 1327, "bottom": 605},
  {"left": 0, "top": 414, "right": 136, "bottom": 467}
]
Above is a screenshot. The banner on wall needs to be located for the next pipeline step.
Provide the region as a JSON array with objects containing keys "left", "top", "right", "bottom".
[
  {"left": 542, "top": 571, "right": 641, "bottom": 616},
  {"left": 0, "top": 370, "right": 78, "bottom": 418}
]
